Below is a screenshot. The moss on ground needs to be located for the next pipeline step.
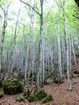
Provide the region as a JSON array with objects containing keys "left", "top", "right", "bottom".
[
  {"left": 35, "top": 90, "right": 47, "bottom": 100},
  {"left": 2, "top": 77, "right": 23, "bottom": 95},
  {"left": 27, "top": 90, "right": 47, "bottom": 102},
  {"left": 42, "top": 95, "right": 53, "bottom": 103},
  {"left": 27, "top": 94, "right": 37, "bottom": 102}
]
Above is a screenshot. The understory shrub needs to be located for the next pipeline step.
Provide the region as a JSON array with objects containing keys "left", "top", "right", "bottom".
[{"left": 2, "top": 78, "right": 23, "bottom": 95}]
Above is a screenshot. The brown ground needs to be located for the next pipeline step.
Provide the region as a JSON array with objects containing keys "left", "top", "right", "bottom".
[{"left": 0, "top": 77, "right": 79, "bottom": 105}]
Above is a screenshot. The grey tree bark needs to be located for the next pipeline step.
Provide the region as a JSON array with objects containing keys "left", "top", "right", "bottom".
[
  {"left": 0, "top": 5, "right": 9, "bottom": 78},
  {"left": 63, "top": 0, "right": 72, "bottom": 90},
  {"left": 57, "top": 20, "right": 62, "bottom": 81},
  {"left": 9, "top": 5, "right": 21, "bottom": 76}
]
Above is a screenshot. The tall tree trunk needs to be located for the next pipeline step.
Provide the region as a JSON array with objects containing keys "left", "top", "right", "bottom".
[
  {"left": 63, "top": 0, "right": 72, "bottom": 90},
  {"left": 24, "top": 0, "right": 36, "bottom": 87},
  {"left": 0, "top": 5, "right": 9, "bottom": 78},
  {"left": 9, "top": 5, "right": 21, "bottom": 76},
  {"left": 37, "top": 0, "right": 44, "bottom": 90},
  {"left": 72, "top": 38, "right": 78, "bottom": 71},
  {"left": 57, "top": 20, "right": 62, "bottom": 81}
]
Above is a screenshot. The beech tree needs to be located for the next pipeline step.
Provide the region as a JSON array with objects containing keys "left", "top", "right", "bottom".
[{"left": 0, "top": 0, "right": 79, "bottom": 92}]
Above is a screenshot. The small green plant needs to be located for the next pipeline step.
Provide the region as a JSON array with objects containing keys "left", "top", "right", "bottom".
[{"left": 42, "top": 95, "right": 53, "bottom": 103}]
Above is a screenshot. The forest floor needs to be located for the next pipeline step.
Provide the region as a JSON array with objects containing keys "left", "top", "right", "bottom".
[{"left": 0, "top": 77, "right": 79, "bottom": 105}]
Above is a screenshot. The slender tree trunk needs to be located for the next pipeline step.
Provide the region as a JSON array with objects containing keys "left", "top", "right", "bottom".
[
  {"left": 57, "top": 20, "right": 62, "bottom": 81},
  {"left": 63, "top": 0, "right": 72, "bottom": 90},
  {"left": 0, "top": 6, "right": 9, "bottom": 78},
  {"left": 37, "top": 0, "right": 44, "bottom": 90},
  {"left": 62, "top": 35, "right": 66, "bottom": 75},
  {"left": 72, "top": 39, "right": 78, "bottom": 71},
  {"left": 9, "top": 5, "right": 21, "bottom": 76},
  {"left": 24, "top": 0, "right": 36, "bottom": 87},
  {"left": 69, "top": 37, "right": 72, "bottom": 80},
  {"left": 50, "top": 45, "right": 54, "bottom": 73},
  {"left": 0, "top": 49, "right": 1, "bottom": 76},
  {"left": 42, "top": 37, "right": 45, "bottom": 85}
]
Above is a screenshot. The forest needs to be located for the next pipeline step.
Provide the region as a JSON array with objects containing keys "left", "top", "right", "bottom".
[{"left": 0, "top": 0, "right": 79, "bottom": 105}]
